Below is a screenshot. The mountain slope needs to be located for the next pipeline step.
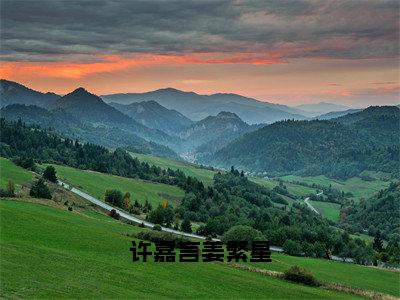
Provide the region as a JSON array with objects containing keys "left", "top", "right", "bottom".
[
  {"left": 102, "top": 88, "right": 306, "bottom": 124},
  {"left": 0, "top": 104, "right": 178, "bottom": 158},
  {"left": 295, "top": 102, "right": 350, "bottom": 117},
  {"left": 110, "top": 100, "right": 193, "bottom": 135},
  {"left": 209, "top": 106, "right": 399, "bottom": 179},
  {"left": 0, "top": 79, "right": 59, "bottom": 108},
  {"left": 52, "top": 88, "right": 181, "bottom": 152},
  {"left": 180, "top": 111, "right": 261, "bottom": 159},
  {"left": 312, "top": 109, "right": 362, "bottom": 120}
]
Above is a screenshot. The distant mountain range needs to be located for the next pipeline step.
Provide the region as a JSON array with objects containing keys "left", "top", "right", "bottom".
[
  {"left": 207, "top": 106, "right": 400, "bottom": 179},
  {"left": 312, "top": 109, "right": 362, "bottom": 120},
  {"left": 101, "top": 88, "right": 307, "bottom": 124},
  {"left": 295, "top": 102, "right": 351, "bottom": 117}
]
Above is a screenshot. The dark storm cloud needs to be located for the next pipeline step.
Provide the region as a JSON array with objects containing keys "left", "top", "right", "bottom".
[{"left": 1, "top": 0, "right": 398, "bottom": 62}]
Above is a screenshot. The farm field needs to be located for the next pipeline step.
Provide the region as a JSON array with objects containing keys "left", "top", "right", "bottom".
[
  {"left": 0, "top": 200, "right": 363, "bottom": 299},
  {"left": 43, "top": 164, "right": 185, "bottom": 207},
  {"left": 0, "top": 157, "right": 34, "bottom": 190},
  {"left": 251, "top": 177, "right": 317, "bottom": 198},
  {"left": 280, "top": 175, "right": 391, "bottom": 201},
  {"left": 129, "top": 152, "right": 216, "bottom": 186},
  {"left": 308, "top": 200, "right": 341, "bottom": 222}
]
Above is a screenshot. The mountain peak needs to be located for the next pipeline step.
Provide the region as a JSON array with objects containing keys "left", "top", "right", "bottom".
[
  {"left": 69, "top": 87, "right": 91, "bottom": 96},
  {"left": 216, "top": 111, "right": 241, "bottom": 119}
]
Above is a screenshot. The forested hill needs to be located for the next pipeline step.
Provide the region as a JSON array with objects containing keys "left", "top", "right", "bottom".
[{"left": 209, "top": 106, "right": 399, "bottom": 179}]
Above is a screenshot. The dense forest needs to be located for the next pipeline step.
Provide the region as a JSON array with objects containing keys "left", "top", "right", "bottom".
[
  {"left": 209, "top": 106, "right": 399, "bottom": 179},
  {"left": 340, "top": 182, "right": 400, "bottom": 241}
]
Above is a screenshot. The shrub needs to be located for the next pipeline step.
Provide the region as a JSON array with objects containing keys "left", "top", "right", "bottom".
[
  {"left": 153, "top": 224, "right": 162, "bottom": 231},
  {"left": 134, "top": 230, "right": 190, "bottom": 244},
  {"left": 13, "top": 157, "right": 36, "bottom": 170},
  {"left": 108, "top": 209, "right": 120, "bottom": 220},
  {"left": 180, "top": 218, "right": 192, "bottom": 233},
  {"left": 29, "top": 178, "right": 52, "bottom": 199},
  {"left": 68, "top": 206, "right": 73, "bottom": 211},
  {"left": 283, "top": 266, "right": 320, "bottom": 286},
  {"left": 0, "top": 180, "right": 16, "bottom": 198}
]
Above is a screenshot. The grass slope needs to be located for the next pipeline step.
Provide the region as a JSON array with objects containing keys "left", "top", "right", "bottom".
[
  {"left": 45, "top": 164, "right": 185, "bottom": 207},
  {"left": 0, "top": 200, "right": 362, "bottom": 299},
  {"left": 248, "top": 253, "right": 399, "bottom": 297},
  {"left": 0, "top": 157, "right": 34, "bottom": 189},
  {"left": 281, "top": 175, "right": 390, "bottom": 201},
  {"left": 129, "top": 152, "right": 216, "bottom": 186},
  {"left": 309, "top": 200, "right": 341, "bottom": 222}
]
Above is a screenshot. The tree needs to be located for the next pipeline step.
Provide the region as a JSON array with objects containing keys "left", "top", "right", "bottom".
[
  {"left": 104, "top": 189, "right": 123, "bottom": 207},
  {"left": 181, "top": 218, "right": 192, "bottom": 233},
  {"left": 123, "top": 192, "right": 131, "bottom": 210},
  {"left": 30, "top": 178, "right": 52, "bottom": 199},
  {"left": 43, "top": 165, "right": 57, "bottom": 183},
  {"left": 373, "top": 231, "right": 384, "bottom": 252},
  {"left": 283, "top": 239, "right": 302, "bottom": 256},
  {"left": 221, "top": 225, "right": 263, "bottom": 249}
]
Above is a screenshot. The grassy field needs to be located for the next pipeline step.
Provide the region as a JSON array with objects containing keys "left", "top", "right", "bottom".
[
  {"left": 0, "top": 157, "right": 34, "bottom": 190},
  {"left": 281, "top": 175, "right": 391, "bottom": 201},
  {"left": 129, "top": 152, "right": 216, "bottom": 186},
  {"left": 0, "top": 200, "right": 364, "bottom": 299},
  {"left": 44, "top": 164, "right": 185, "bottom": 207},
  {"left": 248, "top": 253, "right": 399, "bottom": 297},
  {"left": 251, "top": 177, "right": 317, "bottom": 198},
  {"left": 309, "top": 200, "right": 341, "bottom": 222}
]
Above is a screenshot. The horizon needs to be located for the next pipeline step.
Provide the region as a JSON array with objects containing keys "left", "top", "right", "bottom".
[{"left": 1, "top": 1, "right": 399, "bottom": 106}]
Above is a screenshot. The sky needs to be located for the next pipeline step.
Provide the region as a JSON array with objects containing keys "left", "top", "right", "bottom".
[{"left": 0, "top": 0, "right": 399, "bottom": 107}]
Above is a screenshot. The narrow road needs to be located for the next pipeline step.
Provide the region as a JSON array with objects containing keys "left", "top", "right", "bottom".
[
  {"left": 304, "top": 197, "right": 320, "bottom": 214},
  {"left": 58, "top": 180, "right": 216, "bottom": 241}
]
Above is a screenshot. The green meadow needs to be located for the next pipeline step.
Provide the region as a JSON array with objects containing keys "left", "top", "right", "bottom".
[
  {"left": 281, "top": 175, "right": 391, "bottom": 201},
  {"left": 248, "top": 252, "right": 400, "bottom": 297},
  {"left": 43, "top": 163, "right": 185, "bottom": 207},
  {"left": 308, "top": 200, "right": 341, "bottom": 222},
  {"left": 129, "top": 152, "right": 216, "bottom": 186},
  {"left": 0, "top": 157, "right": 34, "bottom": 190},
  {"left": 0, "top": 200, "right": 364, "bottom": 299}
]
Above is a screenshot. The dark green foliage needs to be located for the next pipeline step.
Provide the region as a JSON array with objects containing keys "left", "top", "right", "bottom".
[
  {"left": 0, "top": 180, "right": 16, "bottom": 198},
  {"left": 147, "top": 205, "right": 174, "bottom": 227},
  {"left": 29, "top": 178, "right": 52, "bottom": 199},
  {"left": 0, "top": 119, "right": 203, "bottom": 194},
  {"left": 283, "top": 240, "right": 303, "bottom": 256},
  {"left": 152, "top": 224, "right": 162, "bottom": 231},
  {"left": 221, "top": 225, "right": 264, "bottom": 249},
  {"left": 210, "top": 106, "right": 399, "bottom": 179},
  {"left": 43, "top": 165, "right": 57, "bottom": 183},
  {"left": 12, "top": 156, "right": 36, "bottom": 171},
  {"left": 341, "top": 182, "right": 400, "bottom": 240},
  {"left": 180, "top": 218, "right": 192, "bottom": 233},
  {"left": 283, "top": 266, "right": 320, "bottom": 287},
  {"left": 104, "top": 189, "right": 123, "bottom": 207},
  {"left": 373, "top": 232, "right": 384, "bottom": 252}
]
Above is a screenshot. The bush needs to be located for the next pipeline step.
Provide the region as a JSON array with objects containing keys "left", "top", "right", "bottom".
[
  {"left": 134, "top": 230, "right": 190, "bottom": 244},
  {"left": 0, "top": 180, "right": 16, "bottom": 198},
  {"left": 43, "top": 165, "right": 57, "bottom": 183},
  {"left": 221, "top": 225, "right": 264, "bottom": 249},
  {"left": 29, "top": 178, "right": 52, "bottom": 199},
  {"left": 13, "top": 157, "right": 36, "bottom": 170},
  {"left": 68, "top": 206, "right": 73, "bottom": 211},
  {"left": 283, "top": 266, "right": 320, "bottom": 286},
  {"left": 153, "top": 224, "right": 162, "bottom": 231}
]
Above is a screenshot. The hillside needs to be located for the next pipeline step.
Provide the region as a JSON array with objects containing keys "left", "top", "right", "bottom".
[
  {"left": 181, "top": 111, "right": 259, "bottom": 156},
  {"left": 1, "top": 200, "right": 368, "bottom": 299},
  {"left": 313, "top": 109, "right": 362, "bottom": 120},
  {"left": 295, "top": 102, "right": 351, "bottom": 117},
  {"left": 110, "top": 100, "right": 193, "bottom": 135},
  {"left": 341, "top": 182, "right": 400, "bottom": 240},
  {"left": 0, "top": 79, "right": 59, "bottom": 108},
  {"left": 0, "top": 104, "right": 178, "bottom": 158},
  {"left": 210, "top": 107, "right": 399, "bottom": 179},
  {"left": 102, "top": 88, "right": 306, "bottom": 124}
]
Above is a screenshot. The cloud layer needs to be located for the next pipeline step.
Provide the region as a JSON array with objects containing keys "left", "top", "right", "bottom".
[{"left": 1, "top": 0, "right": 399, "bottom": 63}]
